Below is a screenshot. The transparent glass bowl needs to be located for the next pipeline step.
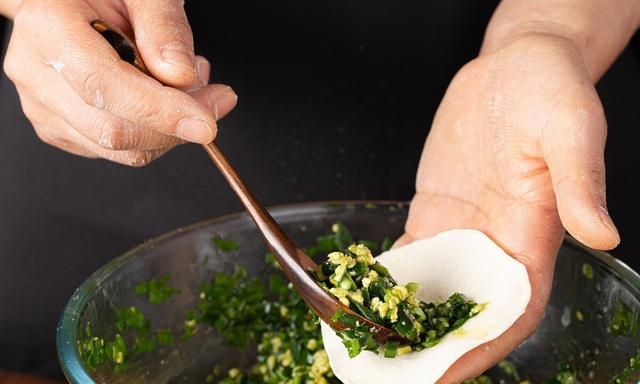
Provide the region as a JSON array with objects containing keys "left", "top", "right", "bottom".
[{"left": 57, "top": 201, "right": 640, "bottom": 383}]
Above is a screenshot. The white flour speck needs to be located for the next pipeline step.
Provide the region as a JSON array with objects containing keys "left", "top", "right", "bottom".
[
  {"left": 47, "top": 58, "right": 65, "bottom": 73},
  {"left": 94, "top": 90, "right": 105, "bottom": 109}
]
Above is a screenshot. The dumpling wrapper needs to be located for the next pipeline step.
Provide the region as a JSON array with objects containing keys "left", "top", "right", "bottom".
[{"left": 321, "top": 229, "right": 531, "bottom": 384}]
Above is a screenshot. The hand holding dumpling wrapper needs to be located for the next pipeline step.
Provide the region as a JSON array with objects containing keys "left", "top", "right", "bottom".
[{"left": 320, "top": 230, "right": 531, "bottom": 384}]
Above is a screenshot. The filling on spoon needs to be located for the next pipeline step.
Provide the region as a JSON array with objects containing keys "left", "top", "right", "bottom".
[{"left": 314, "top": 243, "right": 483, "bottom": 358}]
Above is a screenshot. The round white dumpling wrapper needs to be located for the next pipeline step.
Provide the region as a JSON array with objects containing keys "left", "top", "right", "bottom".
[{"left": 321, "top": 229, "right": 531, "bottom": 384}]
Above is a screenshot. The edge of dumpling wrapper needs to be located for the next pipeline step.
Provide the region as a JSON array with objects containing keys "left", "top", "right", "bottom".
[{"left": 321, "top": 229, "right": 531, "bottom": 384}]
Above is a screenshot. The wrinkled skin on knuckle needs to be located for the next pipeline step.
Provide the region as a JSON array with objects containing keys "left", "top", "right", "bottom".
[
  {"left": 96, "top": 119, "right": 131, "bottom": 150},
  {"left": 126, "top": 151, "right": 152, "bottom": 167},
  {"left": 129, "top": 96, "right": 166, "bottom": 129},
  {"left": 130, "top": 86, "right": 192, "bottom": 133},
  {"left": 72, "top": 67, "right": 107, "bottom": 107},
  {"left": 119, "top": 149, "right": 166, "bottom": 168}
]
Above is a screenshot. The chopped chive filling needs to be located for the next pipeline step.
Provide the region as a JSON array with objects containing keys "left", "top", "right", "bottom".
[
  {"left": 545, "top": 363, "right": 577, "bottom": 384},
  {"left": 307, "top": 222, "right": 356, "bottom": 257},
  {"left": 315, "top": 243, "right": 482, "bottom": 358},
  {"left": 134, "top": 274, "right": 181, "bottom": 304},
  {"left": 77, "top": 223, "right": 636, "bottom": 383},
  {"left": 610, "top": 302, "right": 639, "bottom": 337},
  {"left": 611, "top": 348, "right": 640, "bottom": 383},
  {"left": 78, "top": 308, "right": 176, "bottom": 373},
  {"left": 212, "top": 236, "right": 241, "bottom": 252},
  {"left": 380, "top": 237, "right": 393, "bottom": 252},
  {"left": 582, "top": 263, "right": 594, "bottom": 280}
]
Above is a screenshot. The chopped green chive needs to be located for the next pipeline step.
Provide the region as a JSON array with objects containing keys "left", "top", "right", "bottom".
[
  {"left": 212, "top": 236, "right": 241, "bottom": 252},
  {"left": 582, "top": 263, "right": 594, "bottom": 280},
  {"left": 315, "top": 242, "right": 480, "bottom": 358},
  {"left": 134, "top": 274, "right": 180, "bottom": 304},
  {"left": 381, "top": 237, "right": 393, "bottom": 252}
]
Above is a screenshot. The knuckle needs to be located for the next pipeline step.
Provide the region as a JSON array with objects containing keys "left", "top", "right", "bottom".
[
  {"left": 20, "top": 103, "right": 41, "bottom": 125},
  {"left": 33, "top": 125, "right": 59, "bottom": 146},
  {"left": 131, "top": 89, "right": 170, "bottom": 128},
  {"left": 3, "top": 55, "right": 21, "bottom": 82},
  {"left": 97, "top": 120, "right": 130, "bottom": 150},
  {"left": 73, "top": 68, "right": 105, "bottom": 104},
  {"left": 125, "top": 151, "right": 153, "bottom": 168},
  {"left": 12, "top": 1, "right": 38, "bottom": 28}
]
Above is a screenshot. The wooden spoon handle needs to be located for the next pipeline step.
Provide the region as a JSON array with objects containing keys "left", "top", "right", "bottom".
[
  {"left": 202, "top": 142, "right": 317, "bottom": 269},
  {"left": 90, "top": 19, "right": 401, "bottom": 342}
]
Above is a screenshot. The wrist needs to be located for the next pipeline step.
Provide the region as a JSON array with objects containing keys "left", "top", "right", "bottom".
[
  {"left": 480, "top": 0, "right": 640, "bottom": 82},
  {"left": 0, "top": 0, "right": 22, "bottom": 18},
  {"left": 481, "top": 20, "right": 583, "bottom": 55}
]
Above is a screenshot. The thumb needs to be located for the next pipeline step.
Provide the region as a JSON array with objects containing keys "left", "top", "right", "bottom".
[
  {"left": 543, "top": 99, "right": 620, "bottom": 250},
  {"left": 124, "top": 0, "right": 198, "bottom": 87}
]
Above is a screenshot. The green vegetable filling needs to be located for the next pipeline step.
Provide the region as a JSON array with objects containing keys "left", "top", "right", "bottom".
[
  {"left": 212, "top": 236, "right": 241, "bottom": 252},
  {"left": 77, "top": 224, "right": 640, "bottom": 383},
  {"left": 134, "top": 274, "right": 181, "bottom": 304},
  {"left": 315, "top": 242, "right": 482, "bottom": 358}
]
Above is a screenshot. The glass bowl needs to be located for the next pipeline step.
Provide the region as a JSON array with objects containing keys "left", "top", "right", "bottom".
[{"left": 57, "top": 201, "right": 640, "bottom": 383}]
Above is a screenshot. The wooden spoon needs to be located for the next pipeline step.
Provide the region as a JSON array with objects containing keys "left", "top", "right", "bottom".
[{"left": 91, "top": 19, "right": 404, "bottom": 343}]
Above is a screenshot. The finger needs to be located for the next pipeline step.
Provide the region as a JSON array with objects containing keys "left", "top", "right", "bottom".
[
  {"left": 123, "top": 0, "right": 198, "bottom": 87},
  {"left": 34, "top": 124, "right": 99, "bottom": 159},
  {"left": 188, "top": 84, "right": 238, "bottom": 120},
  {"left": 30, "top": 107, "right": 172, "bottom": 167},
  {"left": 6, "top": 36, "right": 177, "bottom": 151},
  {"left": 20, "top": 98, "right": 99, "bottom": 158},
  {"left": 99, "top": 146, "right": 171, "bottom": 167},
  {"left": 32, "top": 9, "right": 222, "bottom": 144},
  {"left": 542, "top": 94, "right": 620, "bottom": 250},
  {"left": 26, "top": 63, "right": 183, "bottom": 150},
  {"left": 59, "top": 118, "right": 173, "bottom": 167},
  {"left": 176, "top": 56, "right": 211, "bottom": 93},
  {"left": 195, "top": 56, "right": 211, "bottom": 85}
]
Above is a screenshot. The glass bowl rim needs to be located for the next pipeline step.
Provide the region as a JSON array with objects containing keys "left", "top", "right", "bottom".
[{"left": 56, "top": 199, "right": 640, "bottom": 383}]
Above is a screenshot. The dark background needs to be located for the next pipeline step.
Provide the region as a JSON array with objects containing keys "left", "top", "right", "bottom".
[{"left": 0, "top": 1, "right": 638, "bottom": 379}]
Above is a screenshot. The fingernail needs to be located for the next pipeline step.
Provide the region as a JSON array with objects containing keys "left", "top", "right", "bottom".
[
  {"left": 177, "top": 118, "right": 213, "bottom": 143},
  {"left": 598, "top": 205, "right": 621, "bottom": 246},
  {"left": 161, "top": 44, "right": 195, "bottom": 70},
  {"left": 213, "top": 88, "right": 238, "bottom": 120},
  {"left": 195, "top": 57, "right": 210, "bottom": 85}
]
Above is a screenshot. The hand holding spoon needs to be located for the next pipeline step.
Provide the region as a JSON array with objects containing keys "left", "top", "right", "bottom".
[{"left": 90, "top": 20, "right": 405, "bottom": 344}]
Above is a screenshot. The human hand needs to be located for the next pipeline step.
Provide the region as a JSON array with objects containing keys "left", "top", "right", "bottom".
[
  {"left": 3, "top": 0, "right": 237, "bottom": 166},
  {"left": 398, "top": 34, "right": 620, "bottom": 382}
]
